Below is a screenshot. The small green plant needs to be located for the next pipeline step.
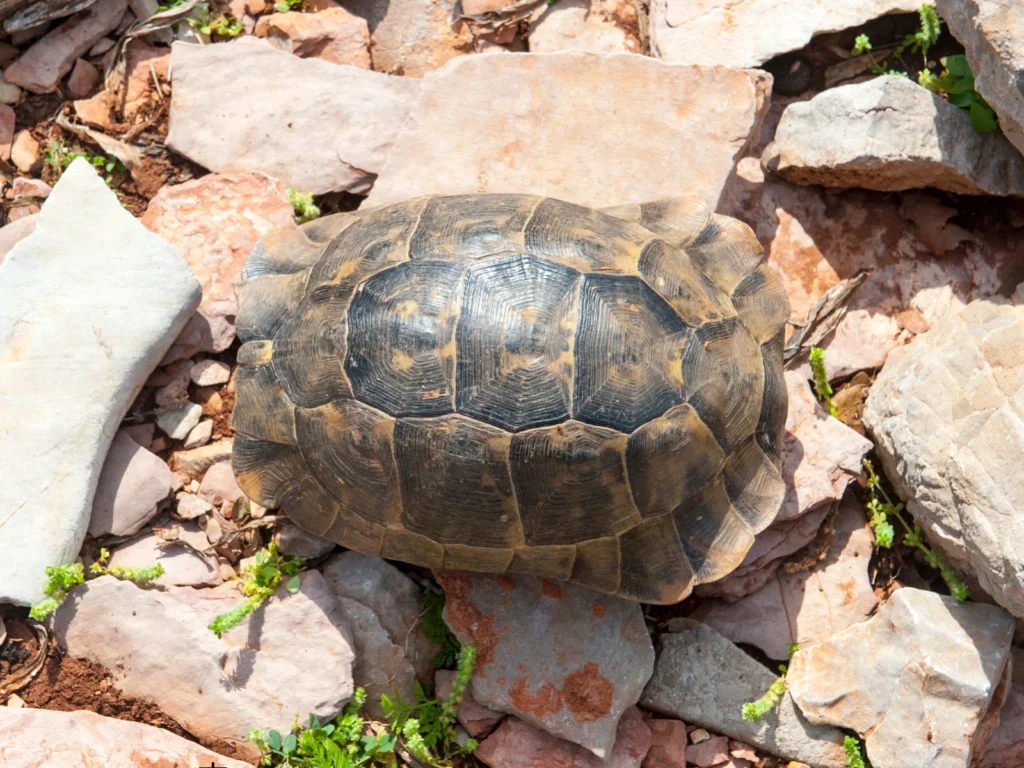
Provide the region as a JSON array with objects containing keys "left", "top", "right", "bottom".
[
  {"left": 29, "top": 548, "right": 164, "bottom": 621},
  {"left": 250, "top": 688, "right": 397, "bottom": 767},
  {"left": 809, "top": 346, "right": 839, "bottom": 418},
  {"left": 275, "top": 0, "right": 303, "bottom": 11},
  {"left": 741, "top": 665, "right": 787, "bottom": 721},
  {"left": 44, "top": 141, "right": 124, "bottom": 186},
  {"left": 288, "top": 188, "right": 321, "bottom": 224},
  {"left": 200, "top": 12, "right": 244, "bottom": 36},
  {"left": 863, "top": 458, "right": 969, "bottom": 601},
  {"left": 382, "top": 644, "right": 478, "bottom": 766},
  {"left": 852, "top": 34, "right": 872, "bottom": 55},
  {"left": 921, "top": 54, "right": 999, "bottom": 132},
  {"left": 157, "top": 0, "right": 188, "bottom": 9},
  {"left": 844, "top": 735, "right": 867, "bottom": 768},
  {"left": 420, "top": 592, "right": 461, "bottom": 669},
  {"left": 208, "top": 542, "right": 305, "bottom": 638}
]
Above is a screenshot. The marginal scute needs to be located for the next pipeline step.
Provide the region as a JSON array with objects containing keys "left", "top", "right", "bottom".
[
  {"left": 686, "top": 213, "right": 765, "bottom": 296},
  {"left": 756, "top": 332, "right": 788, "bottom": 464},
  {"left": 295, "top": 400, "right": 401, "bottom": 528},
  {"left": 236, "top": 270, "right": 309, "bottom": 344},
  {"left": 637, "top": 197, "right": 711, "bottom": 248},
  {"left": 232, "top": 434, "right": 306, "bottom": 509},
  {"left": 731, "top": 264, "right": 790, "bottom": 345},
  {"left": 393, "top": 415, "right": 522, "bottom": 547},
  {"left": 638, "top": 239, "right": 732, "bottom": 327},
  {"left": 674, "top": 476, "right": 754, "bottom": 583},
  {"left": 345, "top": 261, "right": 464, "bottom": 417},
  {"left": 279, "top": 473, "right": 386, "bottom": 557},
  {"left": 409, "top": 194, "right": 540, "bottom": 261},
  {"left": 443, "top": 544, "right": 515, "bottom": 572},
  {"left": 617, "top": 515, "right": 696, "bottom": 603},
  {"left": 232, "top": 363, "right": 297, "bottom": 446},
  {"left": 524, "top": 197, "right": 651, "bottom": 275},
  {"left": 509, "top": 421, "right": 641, "bottom": 547},
  {"left": 626, "top": 403, "right": 726, "bottom": 518},
  {"left": 509, "top": 544, "right": 577, "bottom": 580},
  {"left": 456, "top": 255, "right": 579, "bottom": 431},
  {"left": 381, "top": 528, "right": 445, "bottom": 569},
  {"left": 723, "top": 436, "right": 784, "bottom": 533},
  {"left": 242, "top": 223, "right": 332, "bottom": 281},
  {"left": 570, "top": 537, "right": 620, "bottom": 594},
  {"left": 573, "top": 274, "right": 689, "bottom": 432}
]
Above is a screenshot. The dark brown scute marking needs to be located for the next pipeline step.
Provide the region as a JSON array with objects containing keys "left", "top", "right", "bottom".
[
  {"left": 731, "top": 263, "right": 790, "bottom": 345},
  {"left": 682, "top": 317, "right": 764, "bottom": 454},
  {"left": 394, "top": 415, "right": 521, "bottom": 547},
  {"left": 573, "top": 274, "right": 688, "bottom": 432},
  {"left": 626, "top": 403, "right": 726, "bottom": 518},
  {"left": 570, "top": 537, "right": 619, "bottom": 595},
  {"left": 307, "top": 197, "right": 428, "bottom": 289},
  {"left": 232, "top": 434, "right": 306, "bottom": 509},
  {"left": 443, "top": 544, "right": 515, "bottom": 572},
  {"left": 271, "top": 285, "right": 351, "bottom": 409},
  {"left": 685, "top": 213, "right": 765, "bottom": 296},
  {"left": 456, "top": 255, "right": 579, "bottom": 431},
  {"left": 237, "top": 340, "right": 273, "bottom": 367},
  {"left": 756, "top": 332, "right": 787, "bottom": 464},
  {"left": 344, "top": 260, "right": 464, "bottom": 417},
  {"left": 723, "top": 436, "right": 784, "bottom": 533},
  {"left": 524, "top": 197, "right": 650, "bottom": 275},
  {"left": 638, "top": 196, "right": 711, "bottom": 248},
  {"left": 232, "top": 363, "right": 297, "bottom": 446},
  {"left": 381, "top": 528, "right": 445, "bottom": 569},
  {"left": 295, "top": 399, "right": 401, "bottom": 528},
  {"left": 637, "top": 239, "right": 731, "bottom": 327},
  {"left": 616, "top": 514, "right": 696, "bottom": 603},
  {"left": 509, "top": 545, "right": 576, "bottom": 580},
  {"left": 409, "top": 194, "right": 539, "bottom": 261},
  {"left": 673, "top": 477, "right": 753, "bottom": 583},
  {"left": 509, "top": 421, "right": 639, "bottom": 547},
  {"left": 235, "top": 270, "right": 308, "bottom": 344}
]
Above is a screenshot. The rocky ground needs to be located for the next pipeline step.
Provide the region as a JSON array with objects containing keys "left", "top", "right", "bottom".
[{"left": 0, "top": 0, "right": 1023, "bottom": 767}]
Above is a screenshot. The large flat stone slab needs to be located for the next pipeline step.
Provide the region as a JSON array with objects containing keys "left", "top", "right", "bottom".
[
  {"left": 438, "top": 571, "right": 654, "bottom": 759},
  {"left": 641, "top": 619, "right": 848, "bottom": 768},
  {"left": 0, "top": 158, "right": 200, "bottom": 606},
  {"left": 365, "top": 52, "right": 770, "bottom": 210},
  {"left": 937, "top": 0, "right": 1024, "bottom": 158},
  {"left": 0, "top": 708, "right": 253, "bottom": 768},
  {"left": 166, "top": 38, "right": 419, "bottom": 195},
  {"left": 763, "top": 76, "right": 1024, "bottom": 196},
  {"left": 788, "top": 589, "right": 1015, "bottom": 768}
]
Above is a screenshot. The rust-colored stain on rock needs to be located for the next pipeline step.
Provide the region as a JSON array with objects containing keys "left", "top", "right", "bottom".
[
  {"left": 436, "top": 570, "right": 501, "bottom": 671},
  {"left": 540, "top": 579, "right": 564, "bottom": 599},
  {"left": 563, "top": 663, "right": 613, "bottom": 721},
  {"left": 593, "top": 603, "right": 606, "bottom": 618},
  {"left": 509, "top": 677, "right": 564, "bottom": 718},
  {"left": 497, "top": 575, "right": 517, "bottom": 592}
]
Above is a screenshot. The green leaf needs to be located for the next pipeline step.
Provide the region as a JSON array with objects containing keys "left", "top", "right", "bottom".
[
  {"left": 286, "top": 575, "right": 301, "bottom": 594},
  {"left": 282, "top": 733, "right": 297, "bottom": 754},
  {"left": 851, "top": 34, "right": 872, "bottom": 56},
  {"left": 275, "top": 1, "right": 290, "bottom": 9},
  {"left": 970, "top": 101, "right": 999, "bottom": 132},
  {"left": 267, "top": 730, "right": 282, "bottom": 751},
  {"left": 941, "top": 54, "right": 972, "bottom": 79},
  {"left": 945, "top": 91, "right": 976, "bottom": 107}
]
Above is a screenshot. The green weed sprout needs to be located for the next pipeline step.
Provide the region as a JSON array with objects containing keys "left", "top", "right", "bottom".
[
  {"left": 44, "top": 141, "right": 124, "bottom": 186},
  {"left": 852, "top": 34, "right": 872, "bottom": 55},
  {"left": 275, "top": 0, "right": 303, "bottom": 12},
  {"left": 381, "top": 644, "right": 479, "bottom": 766},
  {"left": 913, "top": 4, "right": 941, "bottom": 60},
  {"left": 921, "top": 54, "right": 999, "bottom": 132},
  {"left": 844, "top": 735, "right": 867, "bottom": 768},
  {"left": 201, "top": 13, "right": 244, "bottom": 36},
  {"left": 30, "top": 548, "right": 164, "bottom": 621},
  {"left": 862, "top": 458, "right": 969, "bottom": 601},
  {"left": 420, "top": 592, "right": 461, "bottom": 669},
  {"left": 741, "top": 665, "right": 787, "bottom": 721},
  {"left": 208, "top": 542, "right": 305, "bottom": 638},
  {"left": 809, "top": 347, "right": 839, "bottom": 418},
  {"left": 288, "top": 188, "right": 321, "bottom": 224}
]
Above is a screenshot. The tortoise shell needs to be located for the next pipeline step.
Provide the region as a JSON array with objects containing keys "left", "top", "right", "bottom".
[{"left": 231, "top": 194, "right": 789, "bottom": 604}]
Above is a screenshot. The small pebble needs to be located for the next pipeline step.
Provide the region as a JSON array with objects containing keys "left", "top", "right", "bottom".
[
  {"left": 190, "top": 359, "right": 231, "bottom": 387},
  {"left": 182, "top": 419, "right": 213, "bottom": 449},
  {"left": 690, "top": 728, "right": 711, "bottom": 744}
]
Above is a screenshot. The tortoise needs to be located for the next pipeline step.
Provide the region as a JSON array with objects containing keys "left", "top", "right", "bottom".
[{"left": 231, "top": 194, "right": 789, "bottom": 604}]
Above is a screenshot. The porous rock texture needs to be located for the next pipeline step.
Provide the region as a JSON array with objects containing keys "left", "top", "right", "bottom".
[
  {"left": 937, "top": 0, "right": 1024, "bottom": 157},
  {"left": 762, "top": 76, "right": 1024, "bottom": 196},
  {"left": 365, "top": 52, "right": 770, "bottom": 210},
  {"left": 788, "top": 589, "right": 1015, "bottom": 768},
  {"left": 641, "top": 619, "right": 848, "bottom": 768},
  {"left": 438, "top": 571, "right": 654, "bottom": 759},
  {"left": 51, "top": 572, "right": 356, "bottom": 759},
  {"left": 0, "top": 159, "right": 200, "bottom": 606},
  {"left": 0, "top": 708, "right": 253, "bottom": 768},
  {"left": 864, "top": 295, "right": 1024, "bottom": 617},
  {"left": 647, "top": 0, "right": 919, "bottom": 69},
  {"left": 166, "top": 38, "right": 419, "bottom": 195}
]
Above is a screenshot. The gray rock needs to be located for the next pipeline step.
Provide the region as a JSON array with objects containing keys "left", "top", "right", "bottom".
[
  {"left": 0, "top": 708, "right": 253, "bottom": 768},
  {"left": 89, "top": 429, "right": 173, "bottom": 537},
  {"left": 190, "top": 358, "right": 230, "bottom": 386},
  {"left": 0, "top": 158, "right": 200, "bottom": 606},
  {"left": 197, "top": 460, "right": 244, "bottom": 507},
  {"left": 763, "top": 76, "right": 1024, "bottom": 196},
  {"left": 437, "top": 572, "right": 653, "bottom": 759},
  {"left": 106, "top": 520, "right": 221, "bottom": 587},
  {"left": 641, "top": 619, "right": 848, "bottom": 768},
  {"left": 182, "top": 418, "right": 213, "bottom": 449},
  {"left": 335, "top": 595, "right": 416, "bottom": 721},
  {"left": 975, "top": 648, "right": 1024, "bottom": 768},
  {"left": 937, "top": 0, "right": 1024, "bottom": 158},
  {"left": 320, "top": 551, "right": 438, "bottom": 681},
  {"left": 52, "top": 572, "right": 355, "bottom": 760},
  {"left": 167, "top": 38, "right": 419, "bottom": 195},
  {"left": 175, "top": 492, "right": 212, "bottom": 519},
  {"left": 274, "top": 521, "right": 336, "bottom": 558},
  {"left": 788, "top": 589, "right": 1015, "bottom": 768},
  {"left": 156, "top": 401, "right": 202, "bottom": 440},
  {"left": 648, "top": 0, "right": 919, "bottom": 69},
  {"left": 364, "top": 52, "right": 770, "bottom": 211},
  {"left": 863, "top": 296, "right": 1024, "bottom": 617}
]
